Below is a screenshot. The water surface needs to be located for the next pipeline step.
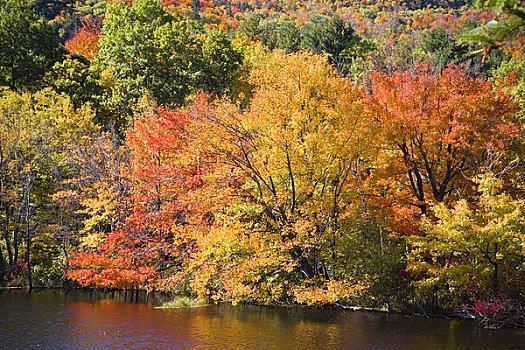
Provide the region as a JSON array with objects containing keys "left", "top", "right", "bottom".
[{"left": 0, "top": 290, "right": 523, "bottom": 349}]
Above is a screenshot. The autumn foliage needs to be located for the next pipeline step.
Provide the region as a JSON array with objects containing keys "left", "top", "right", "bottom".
[
  {"left": 68, "top": 106, "right": 212, "bottom": 290},
  {"left": 367, "top": 64, "right": 518, "bottom": 233},
  {"left": 3, "top": 0, "right": 525, "bottom": 320},
  {"left": 65, "top": 19, "right": 101, "bottom": 59},
  {"left": 67, "top": 50, "right": 523, "bottom": 311}
]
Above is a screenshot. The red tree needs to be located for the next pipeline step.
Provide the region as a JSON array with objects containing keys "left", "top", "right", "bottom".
[{"left": 68, "top": 105, "right": 213, "bottom": 290}]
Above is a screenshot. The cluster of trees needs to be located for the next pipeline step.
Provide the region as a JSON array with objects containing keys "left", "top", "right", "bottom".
[{"left": 2, "top": 0, "right": 525, "bottom": 317}]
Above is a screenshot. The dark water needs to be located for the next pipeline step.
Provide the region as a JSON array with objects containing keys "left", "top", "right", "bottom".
[{"left": 0, "top": 290, "right": 524, "bottom": 350}]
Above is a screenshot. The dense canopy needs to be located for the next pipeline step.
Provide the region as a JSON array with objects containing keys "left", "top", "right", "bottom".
[{"left": 1, "top": 0, "right": 525, "bottom": 327}]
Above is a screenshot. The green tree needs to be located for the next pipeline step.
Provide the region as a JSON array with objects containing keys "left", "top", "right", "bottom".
[
  {"left": 46, "top": 55, "right": 103, "bottom": 109},
  {"left": 417, "top": 26, "right": 462, "bottom": 72},
  {"left": 460, "top": 0, "right": 525, "bottom": 53},
  {"left": 498, "top": 57, "right": 525, "bottom": 120},
  {"left": 416, "top": 25, "right": 502, "bottom": 77},
  {"left": 95, "top": 0, "right": 242, "bottom": 113},
  {"left": 0, "top": 0, "right": 64, "bottom": 91},
  {"left": 302, "top": 15, "right": 373, "bottom": 76},
  {"left": 259, "top": 18, "right": 301, "bottom": 53}
]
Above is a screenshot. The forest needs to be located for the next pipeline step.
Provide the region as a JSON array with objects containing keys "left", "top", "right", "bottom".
[{"left": 1, "top": 0, "right": 525, "bottom": 327}]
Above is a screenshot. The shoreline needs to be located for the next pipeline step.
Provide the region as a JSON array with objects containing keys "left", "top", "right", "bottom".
[{"left": 3, "top": 287, "right": 522, "bottom": 328}]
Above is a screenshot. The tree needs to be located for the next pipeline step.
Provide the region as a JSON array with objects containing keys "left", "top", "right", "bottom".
[
  {"left": 408, "top": 174, "right": 525, "bottom": 310},
  {"left": 0, "top": 0, "right": 64, "bottom": 91},
  {"left": 259, "top": 18, "right": 301, "bottom": 53},
  {"left": 95, "top": 0, "right": 242, "bottom": 114},
  {"left": 46, "top": 55, "right": 103, "bottom": 109},
  {"left": 414, "top": 24, "right": 504, "bottom": 78},
  {"left": 302, "top": 15, "right": 373, "bottom": 76},
  {"left": 205, "top": 50, "right": 375, "bottom": 304},
  {"left": 68, "top": 105, "right": 212, "bottom": 291},
  {"left": 368, "top": 64, "right": 518, "bottom": 220},
  {"left": 0, "top": 89, "right": 98, "bottom": 288},
  {"left": 64, "top": 18, "right": 101, "bottom": 60},
  {"left": 460, "top": 0, "right": 525, "bottom": 55}
]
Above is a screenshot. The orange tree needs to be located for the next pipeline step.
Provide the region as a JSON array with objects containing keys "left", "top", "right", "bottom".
[{"left": 367, "top": 64, "right": 518, "bottom": 229}]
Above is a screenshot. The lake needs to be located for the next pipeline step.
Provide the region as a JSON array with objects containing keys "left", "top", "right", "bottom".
[{"left": 0, "top": 290, "right": 524, "bottom": 349}]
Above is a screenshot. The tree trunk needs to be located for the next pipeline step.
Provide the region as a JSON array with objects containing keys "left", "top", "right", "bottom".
[
  {"left": 492, "top": 262, "right": 499, "bottom": 296},
  {"left": 0, "top": 245, "right": 5, "bottom": 285},
  {"left": 13, "top": 222, "right": 19, "bottom": 273},
  {"left": 4, "top": 207, "right": 13, "bottom": 267},
  {"left": 24, "top": 175, "right": 32, "bottom": 292},
  {"left": 292, "top": 246, "right": 315, "bottom": 278},
  {"left": 26, "top": 223, "right": 32, "bottom": 292},
  {"left": 192, "top": 0, "right": 201, "bottom": 21},
  {"left": 3, "top": 206, "right": 14, "bottom": 281},
  {"left": 491, "top": 243, "right": 499, "bottom": 296},
  {"left": 62, "top": 236, "right": 70, "bottom": 289}
]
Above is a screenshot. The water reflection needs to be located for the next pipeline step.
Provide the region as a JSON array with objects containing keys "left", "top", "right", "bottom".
[{"left": 1, "top": 290, "right": 524, "bottom": 350}]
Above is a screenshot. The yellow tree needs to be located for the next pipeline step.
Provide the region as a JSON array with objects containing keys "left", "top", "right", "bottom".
[
  {"left": 0, "top": 89, "right": 98, "bottom": 288},
  {"left": 203, "top": 50, "right": 374, "bottom": 304},
  {"left": 408, "top": 174, "right": 525, "bottom": 310}
]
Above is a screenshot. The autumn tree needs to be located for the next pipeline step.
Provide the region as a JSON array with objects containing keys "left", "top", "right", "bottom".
[
  {"left": 65, "top": 18, "right": 101, "bottom": 60},
  {"left": 0, "top": 89, "right": 98, "bottom": 288},
  {"left": 68, "top": 105, "right": 213, "bottom": 291},
  {"left": 408, "top": 174, "right": 525, "bottom": 311},
  {"left": 368, "top": 64, "right": 518, "bottom": 222},
  {"left": 202, "top": 50, "right": 376, "bottom": 304}
]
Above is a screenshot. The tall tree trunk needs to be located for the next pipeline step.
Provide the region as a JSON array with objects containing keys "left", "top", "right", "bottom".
[
  {"left": 13, "top": 222, "right": 19, "bottom": 274},
  {"left": 24, "top": 175, "right": 32, "bottom": 292},
  {"left": 26, "top": 221, "right": 32, "bottom": 292}
]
